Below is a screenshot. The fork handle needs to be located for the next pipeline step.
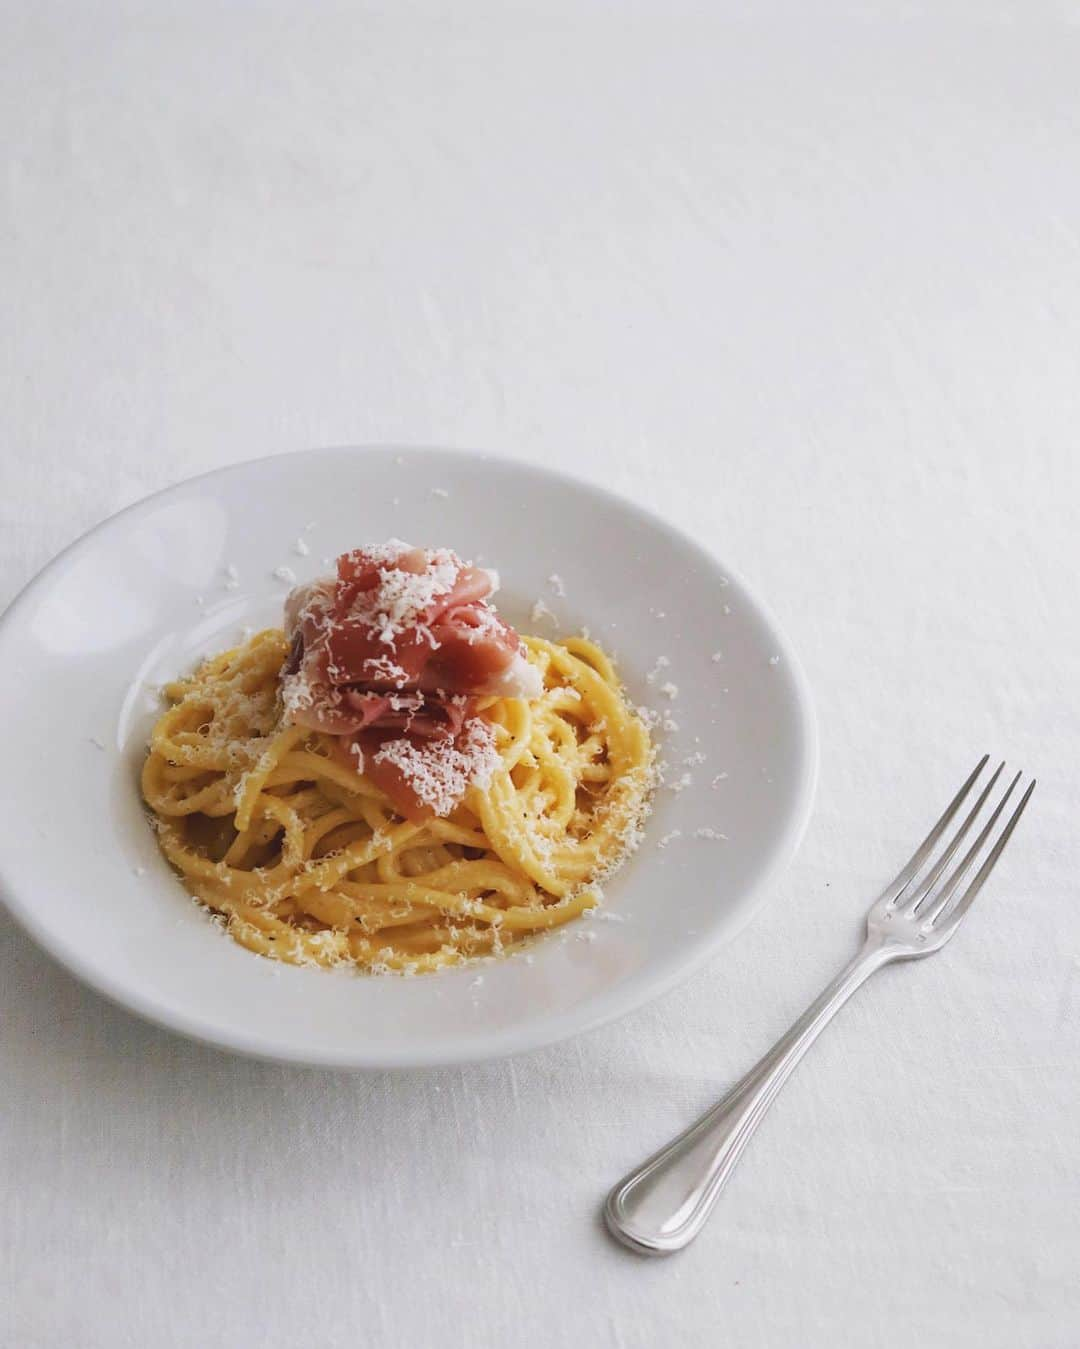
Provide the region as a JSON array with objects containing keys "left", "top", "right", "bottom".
[{"left": 604, "top": 935, "right": 895, "bottom": 1254}]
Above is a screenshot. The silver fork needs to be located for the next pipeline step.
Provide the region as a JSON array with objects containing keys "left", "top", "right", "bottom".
[{"left": 604, "top": 756, "right": 1036, "bottom": 1255}]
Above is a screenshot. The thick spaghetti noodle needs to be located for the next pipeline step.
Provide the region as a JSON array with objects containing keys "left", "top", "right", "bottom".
[{"left": 142, "top": 629, "right": 653, "bottom": 972}]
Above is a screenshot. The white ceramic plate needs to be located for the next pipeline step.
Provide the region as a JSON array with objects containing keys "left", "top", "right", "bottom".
[{"left": 0, "top": 447, "right": 816, "bottom": 1068}]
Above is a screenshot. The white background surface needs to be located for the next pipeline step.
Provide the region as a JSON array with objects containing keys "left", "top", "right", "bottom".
[{"left": 2, "top": 3, "right": 1078, "bottom": 1346}]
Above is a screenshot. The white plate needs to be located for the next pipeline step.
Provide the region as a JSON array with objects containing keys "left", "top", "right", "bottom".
[{"left": 0, "top": 447, "right": 817, "bottom": 1068}]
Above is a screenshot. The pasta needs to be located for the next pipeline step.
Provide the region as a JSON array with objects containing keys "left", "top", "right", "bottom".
[{"left": 142, "top": 628, "right": 654, "bottom": 973}]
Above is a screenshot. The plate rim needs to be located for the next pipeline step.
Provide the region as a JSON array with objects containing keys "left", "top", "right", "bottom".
[{"left": 0, "top": 444, "right": 819, "bottom": 1068}]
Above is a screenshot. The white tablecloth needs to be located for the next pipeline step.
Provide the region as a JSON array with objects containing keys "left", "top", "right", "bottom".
[{"left": 2, "top": 4, "right": 1078, "bottom": 1346}]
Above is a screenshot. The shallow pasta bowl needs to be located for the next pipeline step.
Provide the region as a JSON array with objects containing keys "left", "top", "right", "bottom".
[{"left": 0, "top": 447, "right": 817, "bottom": 1068}]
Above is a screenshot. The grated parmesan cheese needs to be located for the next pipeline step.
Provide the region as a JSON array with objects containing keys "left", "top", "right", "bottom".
[
  {"left": 548, "top": 573, "right": 566, "bottom": 597},
  {"left": 461, "top": 604, "right": 502, "bottom": 645},
  {"left": 659, "top": 681, "right": 679, "bottom": 700},
  {"left": 646, "top": 655, "right": 670, "bottom": 685},
  {"left": 341, "top": 542, "right": 460, "bottom": 647},
  {"left": 272, "top": 565, "right": 297, "bottom": 584},
  {"left": 387, "top": 691, "right": 424, "bottom": 713},
  {"left": 293, "top": 537, "right": 311, "bottom": 557},
  {"left": 694, "top": 827, "right": 728, "bottom": 840},
  {"left": 361, "top": 654, "right": 410, "bottom": 686},
  {"left": 372, "top": 717, "right": 500, "bottom": 817},
  {"left": 531, "top": 598, "right": 556, "bottom": 624},
  {"left": 657, "top": 829, "right": 682, "bottom": 848}
]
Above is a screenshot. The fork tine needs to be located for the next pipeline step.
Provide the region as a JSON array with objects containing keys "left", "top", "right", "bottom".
[
  {"left": 923, "top": 774, "right": 1033, "bottom": 929},
  {"left": 881, "top": 755, "right": 989, "bottom": 905},
  {"left": 902, "top": 762, "right": 1005, "bottom": 915}
]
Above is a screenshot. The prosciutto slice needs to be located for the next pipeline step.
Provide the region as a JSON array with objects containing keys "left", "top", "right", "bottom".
[{"left": 280, "top": 541, "right": 541, "bottom": 739}]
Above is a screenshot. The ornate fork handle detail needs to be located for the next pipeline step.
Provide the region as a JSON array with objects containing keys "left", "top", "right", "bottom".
[
  {"left": 605, "top": 935, "right": 893, "bottom": 1254},
  {"left": 605, "top": 757, "right": 1035, "bottom": 1256}
]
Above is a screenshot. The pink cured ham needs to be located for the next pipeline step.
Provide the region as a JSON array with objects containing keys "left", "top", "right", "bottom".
[
  {"left": 325, "top": 717, "right": 501, "bottom": 825},
  {"left": 328, "top": 546, "right": 511, "bottom": 693},
  {"left": 280, "top": 541, "right": 541, "bottom": 740}
]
